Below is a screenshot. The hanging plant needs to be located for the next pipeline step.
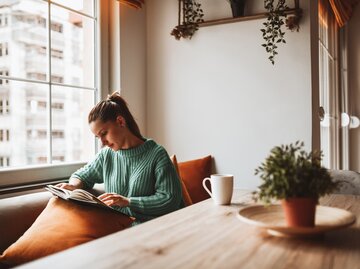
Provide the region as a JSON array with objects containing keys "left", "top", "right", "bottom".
[
  {"left": 171, "top": 0, "right": 204, "bottom": 40},
  {"left": 261, "top": 0, "right": 288, "bottom": 65}
]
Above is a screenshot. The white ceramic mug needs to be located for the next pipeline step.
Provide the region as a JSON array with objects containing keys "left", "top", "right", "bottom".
[{"left": 202, "top": 174, "right": 234, "bottom": 205}]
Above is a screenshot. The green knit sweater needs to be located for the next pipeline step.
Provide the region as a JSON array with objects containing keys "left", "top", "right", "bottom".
[{"left": 71, "top": 139, "right": 183, "bottom": 224}]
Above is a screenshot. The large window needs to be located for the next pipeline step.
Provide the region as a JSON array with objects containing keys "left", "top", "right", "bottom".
[
  {"left": 0, "top": 0, "right": 102, "bottom": 188},
  {"left": 318, "top": 0, "right": 340, "bottom": 169}
]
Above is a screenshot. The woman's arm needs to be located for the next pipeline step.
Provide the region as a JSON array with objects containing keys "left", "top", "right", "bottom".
[
  {"left": 128, "top": 163, "right": 183, "bottom": 216},
  {"left": 56, "top": 177, "right": 85, "bottom": 190}
]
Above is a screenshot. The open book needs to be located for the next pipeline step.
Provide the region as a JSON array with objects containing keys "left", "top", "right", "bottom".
[{"left": 45, "top": 185, "right": 112, "bottom": 210}]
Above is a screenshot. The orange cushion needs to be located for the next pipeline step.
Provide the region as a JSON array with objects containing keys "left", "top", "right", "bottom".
[
  {"left": 170, "top": 155, "right": 193, "bottom": 207},
  {"left": 0, "top": 197, "right": 134, "bottom": 267},
  {"left": 177, "top": 155, "right": 212, "bottom": 204}
]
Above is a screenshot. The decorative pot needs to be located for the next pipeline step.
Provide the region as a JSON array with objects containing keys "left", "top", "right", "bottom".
[
  {"left": 281, "top": 197, "right": 318, "bottom": 227},
  {"left": 229, "top": 0, "right": 246, "bottom": 17}
]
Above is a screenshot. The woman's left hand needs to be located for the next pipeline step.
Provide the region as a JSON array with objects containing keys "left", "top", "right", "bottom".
[{"left": 98, "top": 193, "right": 130, "bottom": 207}]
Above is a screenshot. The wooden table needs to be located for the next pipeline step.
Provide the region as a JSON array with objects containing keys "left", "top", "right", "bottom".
[{"left": 19, "top": 190, "right": 360, "bottom": 269}]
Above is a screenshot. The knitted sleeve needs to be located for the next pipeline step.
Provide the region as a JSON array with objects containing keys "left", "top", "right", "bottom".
[
  {"left": 70, "top": 150, "right": 105, "bottom": 189},
  {"left": 129, "top": 160, "right": 183, "bottom": 217}
]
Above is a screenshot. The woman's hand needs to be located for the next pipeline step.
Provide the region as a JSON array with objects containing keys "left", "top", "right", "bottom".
[
  {"left": 55, "top": 182, "right": 78, "bottom": 191},
  {"left": 98, "top": 193, "right": 130, "bottom": 207},
  {"left": 56, "top": 178, "right": 84, "bottom": 191}
]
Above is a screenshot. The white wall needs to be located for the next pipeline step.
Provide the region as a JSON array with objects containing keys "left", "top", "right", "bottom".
[
  {"left": 146, "top": 0, "right": 313, "bottom": 189},
  {"left": 119, "top": 5, "right": 147, "bottom": 134},
  {"left": 348, "top": 4, "right": 360, "bottom": 171}
]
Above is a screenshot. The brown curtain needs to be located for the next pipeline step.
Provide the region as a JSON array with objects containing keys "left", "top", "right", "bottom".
[
  {"left": 329, "top": 0, "right": 360, "bottom": 27},
  {"left": 118, "top": 0, "right": 144, "bottom": 9}
]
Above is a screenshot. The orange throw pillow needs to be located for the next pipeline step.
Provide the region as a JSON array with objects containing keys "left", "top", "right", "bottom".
[
  {"left": 0, "top": 197, "right": 134, "bottom": 267},
  {"left": 170, "top": 155, "right": 193, "bottom": 207},
  {"left": 178, "top": 155, "right": 212, "bottom": 204}
]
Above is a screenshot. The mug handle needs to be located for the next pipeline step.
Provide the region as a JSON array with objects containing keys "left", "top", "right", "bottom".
[{"left": 202, "top": 177, "right": 212, "bottom": 197}]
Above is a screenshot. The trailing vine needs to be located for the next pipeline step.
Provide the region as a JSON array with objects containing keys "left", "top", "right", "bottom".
[
  {"left": 171, "top": 0, "right": 204, "bottom": 40},
  {"left": 261, "top": 0, "right": 288, "bottom": 65}
]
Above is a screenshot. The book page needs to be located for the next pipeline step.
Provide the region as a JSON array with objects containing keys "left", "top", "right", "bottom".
[
  {"left": 70, "top": 189, "right": 107, "bottom": 205},
  {"left": 45, "top": 185, "right": 71, "bottom": 199},
  {"left": 46, "top": 185, "right": 110, "bottom": 209}
]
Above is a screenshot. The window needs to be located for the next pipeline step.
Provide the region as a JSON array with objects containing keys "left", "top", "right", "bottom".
[
  {"left": 0, "top": 14, "right": 6, "bottom": 27},
  {"left": 0, "top": 157, "right": 10, "bottom": 167},
  {"left": 52, "top": 102, "right": 64, "bottom": 110},
  {"left": 0, "top": 129, "right": 9, "bottom": 141},
  {"left": 0, "top": 70, "right": 9, "bottom": 85},
  {"left": 0, "top": 98, "right": 10, "bottom": 114},
  {"left": 0, "top": 0, "right": 106, "bottom": 188},
  {"left": 0, "top": 42, "right": 8, "bottom": 57},
  {"left": 318, "top": 0, "right": 340, "bottom": 169}
]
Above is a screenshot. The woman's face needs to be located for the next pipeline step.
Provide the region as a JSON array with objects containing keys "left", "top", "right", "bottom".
[{"left": 89, "top": 117, "right": 125, "bottom": 151}]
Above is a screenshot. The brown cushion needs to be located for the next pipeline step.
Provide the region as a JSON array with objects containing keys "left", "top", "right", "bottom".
[
  {"left": 0, "top": 192, "right": 52, "bottom": 254},
  {"left": 178, "top": 155, "right": 212, "bottom": 203},
  {"left": 170, "top": 155, "right": 193, "bottom": 207},
  {"left": 0, "top": 197, "right": 134, "bottom": 267}
]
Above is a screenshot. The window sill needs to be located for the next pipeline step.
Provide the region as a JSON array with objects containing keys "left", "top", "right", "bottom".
[{"left": 0, "top": 162, "right": 86, "bottom": 188}]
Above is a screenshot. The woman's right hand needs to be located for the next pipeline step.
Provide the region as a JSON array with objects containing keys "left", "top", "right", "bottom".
[{"left": 55, "top": 182, "right": 78, "bottom": 191}]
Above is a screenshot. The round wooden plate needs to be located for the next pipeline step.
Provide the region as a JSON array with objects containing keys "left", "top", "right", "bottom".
[{"left": 237, "top": 205, "right": 356, "bottom": 237}]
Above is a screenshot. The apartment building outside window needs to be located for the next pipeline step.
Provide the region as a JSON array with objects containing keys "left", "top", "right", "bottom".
[{"left": 0, "top": 0, "right": 102, "bottom": 188}]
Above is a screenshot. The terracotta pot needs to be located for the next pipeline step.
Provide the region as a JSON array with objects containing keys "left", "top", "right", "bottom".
[{"left": 281, "top": 197, "right": 318, "bottom": 227}]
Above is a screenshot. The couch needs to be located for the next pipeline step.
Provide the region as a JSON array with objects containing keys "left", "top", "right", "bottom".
[
  {"left": 0, "top": 185, "right": 105, "bottom": 254},
  {"left": 0, "top": 155, "right": 213, "bottom": 268}
]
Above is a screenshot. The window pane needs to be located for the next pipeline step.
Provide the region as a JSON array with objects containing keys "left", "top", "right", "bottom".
[
  {"left": 0, "top": 81, "right": 49, "bottom": 168},
  {"left": 52, "top": 86, "right": 95, "bottom": 163},
  {"left": 0, "top": 0, "right": 97, "bottom": 177},
  {"left": 52, "top": 0, "right": 94, "bottom": 17},
  {"left": 51, "top": 4, "right": 95, "bottom": 88},
  {"left": 1, "top": 0, "right": 49, "bottom": 81}
]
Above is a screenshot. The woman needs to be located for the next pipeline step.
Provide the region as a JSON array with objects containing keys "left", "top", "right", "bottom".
[{"left": 57, "top": 91, "right": 184, "bottom": 224}]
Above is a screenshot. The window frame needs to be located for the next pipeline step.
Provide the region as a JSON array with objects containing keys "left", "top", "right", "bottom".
[{"left": 0, "top": 0, "right": 115, "bottom": 190}]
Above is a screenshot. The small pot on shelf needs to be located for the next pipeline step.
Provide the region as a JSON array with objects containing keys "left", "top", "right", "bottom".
[{"left": 229, "top": 0, "right": 246, "bottom": 17}]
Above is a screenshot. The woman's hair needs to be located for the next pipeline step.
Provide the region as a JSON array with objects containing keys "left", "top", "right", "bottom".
[{"left": 88, "top": 91, "right": 143, "bottom": 139}]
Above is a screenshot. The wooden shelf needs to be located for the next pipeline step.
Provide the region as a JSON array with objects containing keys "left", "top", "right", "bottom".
[{"left": 198, "top": 8, "right": 302, "bottom": 28}]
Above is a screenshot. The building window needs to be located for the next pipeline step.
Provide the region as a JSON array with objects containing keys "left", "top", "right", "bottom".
[
  {"left": 51, "top": 49, "right": 63, "bottom": 59},
  {"left": 0, "top": 70, "right": 9, "bottom": 85},
  {"left": 0, "top": 99, "right": 10, "bottom": 114},
  {"left": 0, "top": 42, "right": 8, "bottom": 57},
  {"left": 0, "top": 129, "right": 10, "bottom": 142},
  {"left": 52, "top": 102, "right": 64, "bottom": 110},
  {"left": 37, "top": 130, "right": 47, "bottom": 139},
  {"left": 53, "top": 156, "right": 65, "bottom": 162},
  {"left": 51, "top": 75, "right": 63, "bottom": 83},
  {"left": 0, "top": 156, "right": 10, "bottom": 167},
  {"left": 52, "top": 130, "right": 64, "bottom": 139},
  {"left": 27, "top": 72, "right": 46, "bottom": 81}
]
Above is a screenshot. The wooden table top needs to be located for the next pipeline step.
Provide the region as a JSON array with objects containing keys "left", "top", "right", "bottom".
[{"left": 20, "top": 190, "right": 360, "bottom": 269}]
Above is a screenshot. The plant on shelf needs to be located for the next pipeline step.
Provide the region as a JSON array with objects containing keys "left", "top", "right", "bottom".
[
  {"left": 261, "top": 0, "right": 288, "bottom": 65},
  {"left": 253, "top": 141, "right": 341, "bottom": 227},
  {"left": 171, "top": 0, "right": 204, "bottom": 40},
  {"left": 226, "top": 0, "right": 247, "bottom": 18}
]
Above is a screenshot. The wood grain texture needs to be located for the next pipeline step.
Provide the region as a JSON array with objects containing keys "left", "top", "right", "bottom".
[{"left": 20, "top": 191, "right": 360, "bottom": 269}]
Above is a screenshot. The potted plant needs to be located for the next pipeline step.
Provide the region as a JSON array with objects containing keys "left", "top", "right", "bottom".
[
  {"left": 253, "top": 141, "right": 341, "bottom": 227},
  {"left": 226, "top": 0, "right": 247, "bottom": 18},
  {"left": 171, "top": 0, "right": 204, "bottom": 40}
]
